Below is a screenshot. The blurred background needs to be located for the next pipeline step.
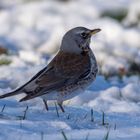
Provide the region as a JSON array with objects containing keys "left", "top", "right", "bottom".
[
  {"left": 0, "top": 0, "right": 140, "bottom": 89},
  {"left": 0, "top": 1, "right": 140, "bottom": 138}
]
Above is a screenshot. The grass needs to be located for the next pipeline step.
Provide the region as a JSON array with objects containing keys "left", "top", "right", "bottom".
[
  {"left": 1, "top": 104, "right": 6, "bottom": 113},
  {"left": 61, "top": 130, "right": 68, "bottom": 140},
  {"left": 85, "top": 133, "right": 89, "bottom": 140},
  {"left": 66, "top": 114, "right": 70, "bottom": 120},
  {"left": 83, "top": 113, "right": 88, "bottom": 119},
  {"left": 41, "top": 132, "right": 44, "bottom": 140},
  {"left": 0, "top": 102, "right": 117, "bottom": 140},
  {"left": 101, "top": 61, "right": 140, "bottom": 79},
  {"left": 114, "top": 124, "right": 117, "bottom": 130},
  {"left": 101, "top": 9, "right": 127, "bottom": 22},
  {"left": 19, "top": 119, "right": 23, "bottom": 128},
  {"left": 128, "top": 62, "right": 140, "bottom": 76},
  {"left": 103, "top": 128, "right": 110, "bottom": 140},
  {"left": 54, "top": 102, "right": 60, "bottom": 117},
  {"left": 102, "top": 111, "right": 105, "bottom": 125},
  {"left": 0, "top": 58, "right": 11, "bottom": 65},
  {"left": 23, "top": 106, "right": 29, "bottom": 120},
  {"left": 102, "top": 111, "right": 109, "bottom": 126},
  {"left": 91, "top": 109, "right": 94, "bottom": 122}
]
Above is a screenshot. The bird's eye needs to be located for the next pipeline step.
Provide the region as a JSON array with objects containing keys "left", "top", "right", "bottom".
[{"left": 80, "top": 32, "right": 88, "bottom": 39}]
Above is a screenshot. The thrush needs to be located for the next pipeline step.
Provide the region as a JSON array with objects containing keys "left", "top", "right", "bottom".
[{"left": 0, "top": 27, "right": 101, "bottom": 112}]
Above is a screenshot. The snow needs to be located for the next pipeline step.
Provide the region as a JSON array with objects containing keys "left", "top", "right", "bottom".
[
  {"left": 0, "top": 0, "right": 140, "bottom": 140},
  {"left": 0, "top": 0, "right": 140, "bottom": 74}
]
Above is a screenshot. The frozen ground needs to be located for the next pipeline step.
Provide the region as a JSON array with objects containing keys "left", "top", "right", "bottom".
[
  {"left": 0, "top": 76, "right": 140, "bottom": 140},
  {"left": 0, "top": 0, "right": 140, "bottom": 140}
]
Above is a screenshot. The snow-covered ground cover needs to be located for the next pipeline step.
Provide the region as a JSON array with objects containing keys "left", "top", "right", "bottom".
[
  {"left": 0, "top": 76, "right": 140, "bottom": 140},
  {"left": 0, "top": 0, "right": 140, "bottom": 140}
]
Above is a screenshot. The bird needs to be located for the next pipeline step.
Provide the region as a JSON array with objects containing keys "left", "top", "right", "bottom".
[{"left": 0, "top": 27, "right": 101, "bottom": 112}]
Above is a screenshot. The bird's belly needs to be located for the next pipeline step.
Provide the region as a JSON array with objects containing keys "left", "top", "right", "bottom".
[
  {"left": 57, "top": 77, "right": 95, "bottom": 101},
  {"left": 40, "top": 73, "right": 96, "bottom": 102},
  {"left": 41, "top": 68, "right": 97, "bottom": 101},
  {"left": 41, "top": 83, "right": 87, "bottom": 101}
]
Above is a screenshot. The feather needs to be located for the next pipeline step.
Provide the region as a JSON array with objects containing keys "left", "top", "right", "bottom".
[{"left": 19, "top": 51, "right": 91, "bottom": 101}]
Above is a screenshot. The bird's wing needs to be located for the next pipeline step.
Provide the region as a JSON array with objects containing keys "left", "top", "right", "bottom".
[{"left": 20, "top": 51, "right": 90, "bottom": 101}]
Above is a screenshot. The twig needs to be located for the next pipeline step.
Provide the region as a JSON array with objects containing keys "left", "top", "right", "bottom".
[
  {"left": 114, "top": 123, "right": 116, "bottom": 130},
  {"left": 54, "top": 102, "right": 59, "bottom": 117},
  {"left": 91, "top": 109, "right": 94, "bottom": 122},
  {"left": 1, "top": 104, "right": 6, "bottom": 113},
  {"left": 20, "top": 119, "right": 22, "bottom": 128},
  {"left": 83, "top": 113, "right": 88, "bottom": 119},
  {"left": 23, "top": 106, "right": 29, "bottom": 120},
  {"left": 61, "top": 130, "right": 68, "bottom": 140},
  {"left": 66, "top": 114, "right": 70, "bottom": 120},
  {"left": 102, "top": 111, "right": 105, "bottom": 125},
  {"left": 85, "top": 133, "right": 89, "bottom": 140},
  {"left": 102, "top": 111, "right": 109, "bottom": 126},
  {"left": 103, "top": 128, "right": 110, "bottom": 140},
  {"left": 41, "top": 132, "right": 44, "bottom": 140}
]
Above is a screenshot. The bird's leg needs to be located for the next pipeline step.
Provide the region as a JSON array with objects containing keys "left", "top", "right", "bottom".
[
  {"left": 57, "top": 101, "right": 65, "bottom": 112},
  {"left": 43, "top": 99, "right": 49, "bottom": 111}
]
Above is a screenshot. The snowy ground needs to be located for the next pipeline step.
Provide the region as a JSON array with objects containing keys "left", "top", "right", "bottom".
[
  {"left": 0, "top": 75, "right": 140, "bottom": 140},
  {"left": 0, "top": 0, "right": 140, "bottom": 140}
]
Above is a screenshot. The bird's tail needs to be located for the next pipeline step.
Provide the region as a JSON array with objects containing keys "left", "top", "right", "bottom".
[{"left": 0, "top": 88, "right": 22, "bottom": 99}]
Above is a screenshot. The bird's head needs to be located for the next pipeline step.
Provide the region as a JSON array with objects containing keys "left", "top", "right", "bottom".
[{"left": 61, "top": 27, "right": 101, "bottom": 54}]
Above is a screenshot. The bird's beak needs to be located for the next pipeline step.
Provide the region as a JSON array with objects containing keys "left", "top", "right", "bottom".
[{"left": 89, "top": 28, "right": 101, "bottom": 35}]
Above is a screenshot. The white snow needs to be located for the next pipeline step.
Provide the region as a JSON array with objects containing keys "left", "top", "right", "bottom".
[{"left": 0, "top": 0, "right": 140, "bottom": 140}]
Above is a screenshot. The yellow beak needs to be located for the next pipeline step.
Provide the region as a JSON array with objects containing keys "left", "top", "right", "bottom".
[{"left": 90, "top": 28, "right": 101, "bottom": 35}]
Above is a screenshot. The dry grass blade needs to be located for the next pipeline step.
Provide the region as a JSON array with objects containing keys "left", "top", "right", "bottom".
[
  {"left": 1, "top": 104, "right": 6, "bottom": 113},
  {"left": 54, "top": 102, "right": 59, "bottom": 117},
  {"left": 85, "top": 133, "right": 89, "bottom": 140},
  {"left": 41, "top": 132, "right": 44, "bottom": 140},
  {"left": 91, "top": 109, "right": 94, "bottom": 122},
  {"left": 103, "top": 128, "right": 110, "bottom": 140},
  {"left": 67, "top": 114, "right": 70, "bottom": 119},
  {"left": 61, "top": 130, "right": 68, "bottom": 140},
  {"left": 114, "top": 124, "right": 116, "bottom": 130},
  {"left": 23, "top": 106, "right": 29, "bottom": 120},
  {"left": 102, "top": 111, "right": 105, "bottom": 125}
]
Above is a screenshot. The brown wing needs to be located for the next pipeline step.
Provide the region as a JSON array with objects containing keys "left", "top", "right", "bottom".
[
  {"left": 37, "top": 51, "right": 90, "bottom": 86},
  {"left": 20, "top": 51, "right": 90, "bottom": 101}
]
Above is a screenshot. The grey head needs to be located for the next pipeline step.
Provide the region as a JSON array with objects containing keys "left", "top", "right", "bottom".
[{"left": 60, "top": 27, "right": 101, "bottom": 54}]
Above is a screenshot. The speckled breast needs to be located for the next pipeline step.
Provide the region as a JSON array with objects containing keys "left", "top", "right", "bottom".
[{"left": 58, "top": 49, "right": 98, "bottom": 100}]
